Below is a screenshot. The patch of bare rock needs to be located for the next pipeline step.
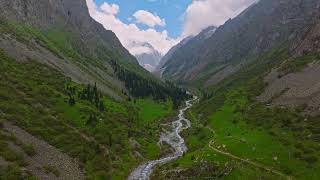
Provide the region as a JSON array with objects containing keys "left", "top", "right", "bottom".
[
  {"left": 258, "top": 61, "right": 320, "bottom": 115},
  {"left": 3, "top": 121, "right": 85, "bottom": 180}
]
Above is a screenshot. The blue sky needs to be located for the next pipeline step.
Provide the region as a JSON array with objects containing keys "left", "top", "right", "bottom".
[
  {"left": 87, "top": 0, "right": 256, "bottom": 55},
  {"left": 94, "top": 0, "right": 192, "bottom": 38}
]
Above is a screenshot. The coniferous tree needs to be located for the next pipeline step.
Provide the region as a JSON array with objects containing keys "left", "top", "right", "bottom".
[
  {"left": 68, "top": 95, "right": 76, "bottom": 106},
  {"left": 99, "top": 100, "right": 105, "bottom": 112}
]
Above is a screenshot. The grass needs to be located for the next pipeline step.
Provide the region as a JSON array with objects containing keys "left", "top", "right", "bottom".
[
  {"left": 208, "top": 90, "right": 308, "bottom": 176},
  {"left": 134, "top": 99, "right": 173, "bottom": 124},
  {"left": 0, "top": 50, "right": 174, "bottom": 179},
  {"left": 21, "top": 144, "right": 36, "bottom": 157},
  {"left": 279, "top": 53, "right": 320, "bottom": 74},
  {"left": 152, "top": 45, "right": 320, "bottom": 179},
  {"left": 43, "top": 165, "right": 60, "bottom": 177},
  {"left": 0, "top": 130, "right": 34, "bottom": 179},
  {"left": 153, "top": 89, "right": 320, "bottom": 179}
]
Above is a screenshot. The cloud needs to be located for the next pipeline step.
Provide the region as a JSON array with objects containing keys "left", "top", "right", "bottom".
[
  {"left": 133, "top": 10, "right": 166, "bottom": 27},
  {"left": 86, "top": 0, "right": 178, "bottom": 55},
  {"left": 86, "top": 0, "right": 257, "bottom": 58},
  {"left": 100, "top": 2, "right": 119, "bottom": 15},
  {"left": 181, "top": 0, "right": 257, "bottom": 37}
]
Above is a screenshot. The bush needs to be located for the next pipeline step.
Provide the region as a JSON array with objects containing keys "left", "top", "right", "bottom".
[
  {"left": 43, "top": 165, "right": 60, "bottom": 177},
  {"left": 0, "top": 163, "right": 24, "bottom": 180},
  {"left": 293, "top": 150, "right": 302, "bottom": 159},
  {"left": 302, "top": 155, "right": 318, "bottom": 164},
  {"left": 21, "top": 144, "right": 36, "bottom": 156}
]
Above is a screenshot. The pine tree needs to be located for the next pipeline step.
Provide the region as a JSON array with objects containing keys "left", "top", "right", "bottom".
[
  {"left": 99, "top": 100, "right": 105, "bottom": 112},
  {"left": 68, "top": 95, "right": 76, "bottom": 106}
]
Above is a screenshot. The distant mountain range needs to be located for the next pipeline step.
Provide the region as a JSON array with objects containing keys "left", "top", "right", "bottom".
[{"left": 134, "top": 42, "right": 162, "bottom": 72}]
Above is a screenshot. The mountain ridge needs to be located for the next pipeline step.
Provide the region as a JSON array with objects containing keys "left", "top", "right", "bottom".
[
  {"left": 0, "top": 0, "right": 186, "bottom": 102},
  {"left": 161, "top": 0, "right": 320, "bottom": 86}
]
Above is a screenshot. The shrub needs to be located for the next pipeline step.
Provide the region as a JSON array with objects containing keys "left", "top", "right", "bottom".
[
  {"left": 43, "top": 165, "right": 60, "bottom": 177},
  {"left": 21, "top": 144, "right": 36, "bottom": 156},
  {"left": 302, "top": 155, "right": 318, "bottom": 164}
]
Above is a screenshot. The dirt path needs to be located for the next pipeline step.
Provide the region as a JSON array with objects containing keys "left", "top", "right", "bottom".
[
  {"left": 208, "top": 140, "right": 292, "bottom": 180},
  {"left": 2, "top": 121, "right": 85, "bottom": 180}
]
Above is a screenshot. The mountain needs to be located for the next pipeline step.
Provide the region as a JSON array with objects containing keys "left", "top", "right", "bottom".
[
  {"left": 0, "top": 0, "right": 186, "bottom": 102},
  {"left": 0, "top": 0, "right": 190, "bottom": 179},
  {"left": 152, "top": 0, "right": 320, "bottom": 179},
  {"left": 156, "top": 36, "right": 194, "bottom": 73},
  {"left": 134, "top": 42, "right": 162, "bottom": 72},
  {"left": 0, "top": 0, "right": 138, "bottom": 100},
  {"left": 157, "top": 26, "right": 216, "bottom": 77},
  {"left": 161, "top": 0, "right": 320, "bottom": 87}
]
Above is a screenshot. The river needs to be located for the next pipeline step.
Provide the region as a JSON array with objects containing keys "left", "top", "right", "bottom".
[{"left": 128, "top": 96, "right": 198, "bottom": 180}]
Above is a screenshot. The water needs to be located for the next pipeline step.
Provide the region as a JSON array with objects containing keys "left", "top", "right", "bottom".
[{"left": 128, "top": 96, "right": 198, "bottom": 180}]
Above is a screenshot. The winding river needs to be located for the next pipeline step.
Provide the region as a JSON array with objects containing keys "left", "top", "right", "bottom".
[{"left": 128, "top": 96, "right": 198, "bottom": 180}]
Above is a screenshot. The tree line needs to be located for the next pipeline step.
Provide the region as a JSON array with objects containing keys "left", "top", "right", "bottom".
[
  {"left": 65, "top": 83, "right": 105, "bottom": 112},
  {"left": 65, "top": 83, "right": 105, "bottom": 127},
  {"left": 110, "top": 59, "right": 191, "bottom": 107}
]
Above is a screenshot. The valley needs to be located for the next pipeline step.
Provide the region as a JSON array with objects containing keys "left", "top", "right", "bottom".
[
  {"left": 1, "top": 0, "right": 320, "bottom": 179},
  {"left": 129, "top": 96, "right": 198, "bottom": 180}
]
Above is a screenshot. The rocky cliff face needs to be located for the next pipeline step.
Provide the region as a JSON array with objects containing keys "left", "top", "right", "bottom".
[{"left": 161, "top": 0, "right": 320, "bottom": 86}]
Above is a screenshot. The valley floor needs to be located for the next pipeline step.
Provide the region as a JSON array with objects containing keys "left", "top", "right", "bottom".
[{"left": 151, "top": 88, "right": 320, "bottom": 180}]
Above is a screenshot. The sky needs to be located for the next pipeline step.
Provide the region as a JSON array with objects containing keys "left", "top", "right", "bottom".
[{"left": 86, "top": 0, "right": 257, "bottom": 56}]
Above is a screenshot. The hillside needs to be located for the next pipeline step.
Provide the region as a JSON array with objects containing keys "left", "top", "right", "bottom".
[
  {"left": 150, "top": 0, "right": 320, "bottom": 179},
  {"left": 0, "top": 0, "right": 186, "bottom": 103},
  {"left": 0, "top": 0, "right": 191, "bottom": 179},
  {"left": 0, "top": 50, "right": 181, "bottom": 179},
  {"left": 161, "top": 0, "right": 320, "bottom": 86},
  {"left": 156, "top": 35, "right": 194, "bottom": 72},
  {"left": 3, "top": 0, "right": 320, "bottom": 179}
]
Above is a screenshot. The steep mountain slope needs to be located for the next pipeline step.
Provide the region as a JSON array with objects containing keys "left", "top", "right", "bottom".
[
  {"left": 156, "top": 35, "right": 194, "bottom": 71},
  {"left": 0, "top": 50, "right": 181, "bottom": 179},
  {"left": 0, "top": 0, "right": 131, "bottom": 100},
  {"left": 134, "top": 43, "right": 162, "bottom": 72},
  {"left": 161, "top": 0, "right": 320, "bottom": 86},
  {"left": 152, "top": 0, "right": 320, "bottom": 179},
  {"left": 0, "top": 0, "right": 191, "bottom": 179},
  {"left": 0, "top": 0, "right": 180, "bottom": 101}
]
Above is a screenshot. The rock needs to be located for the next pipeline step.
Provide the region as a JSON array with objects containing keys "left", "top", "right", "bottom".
[{"left": 129, "top": 138, "right": 141, "bottom": 149}]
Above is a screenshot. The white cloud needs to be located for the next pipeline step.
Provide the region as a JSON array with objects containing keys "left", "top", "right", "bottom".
[
  {"left": 133, "top": 10, "right": 166, "bottom": 27},
  {"left": 100, "top": 2, "right": 119, "bottom": 15},
  {"left": 181, "top": 0, "right": 257, "bottom": 37},
  {"left": 86, "top": 0, "right": 257, "bottom": 59},
  {"left": 86, "top": 0, "right": 177, "bottom": 55}
]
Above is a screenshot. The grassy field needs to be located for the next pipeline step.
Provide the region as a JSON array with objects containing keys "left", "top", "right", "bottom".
[
  {"left": 153, "top": 86, "right": 320, "bottom": 179},
  {"left": 207, "top": 90, "right": 320, "bottom": 179},
  {"left": 135, "top": 99, "right": 172, "bottom": 124}
]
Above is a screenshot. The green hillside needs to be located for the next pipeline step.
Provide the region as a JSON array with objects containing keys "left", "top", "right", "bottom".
[{"left": 0, "top": 50, "right": 178, "bottom": 179}]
